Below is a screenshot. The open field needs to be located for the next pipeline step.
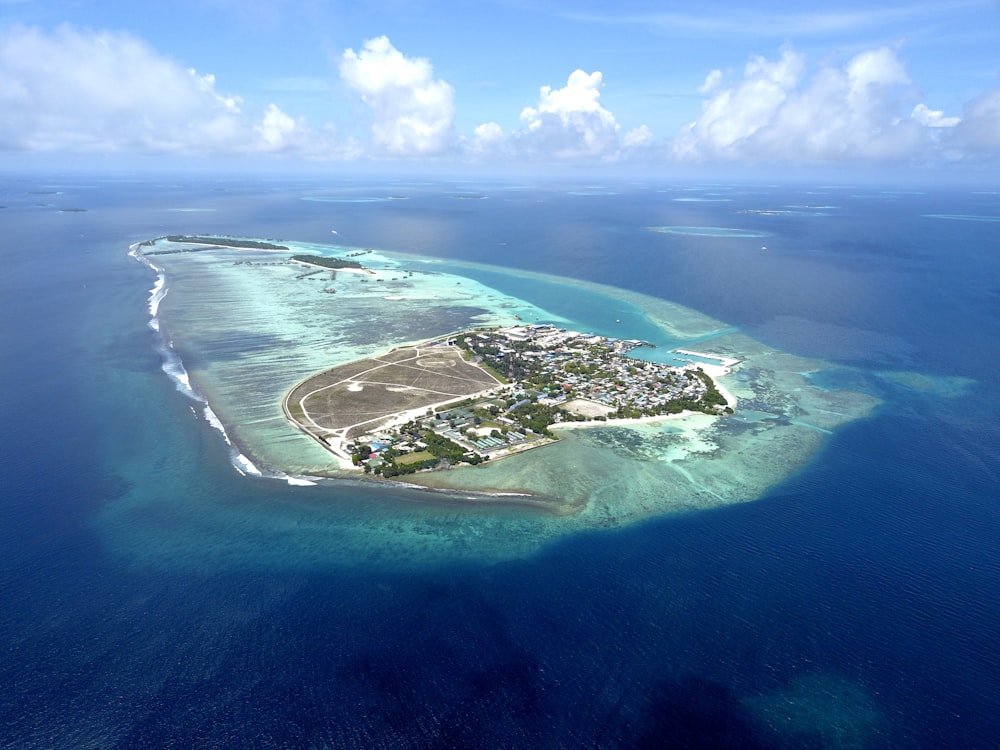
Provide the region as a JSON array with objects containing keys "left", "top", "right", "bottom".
[{"left": 285, "top": 341, "right": 502, "bottom": 456}]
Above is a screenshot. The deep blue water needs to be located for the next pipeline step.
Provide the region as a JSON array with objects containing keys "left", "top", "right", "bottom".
[{"left": 2, "top": 176, "right": 999, "bottom": 748}]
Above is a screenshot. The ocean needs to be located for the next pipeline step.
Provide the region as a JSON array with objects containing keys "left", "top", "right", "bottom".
[{"left": 1, "top": 175, "right": 998, "bottom": 748}]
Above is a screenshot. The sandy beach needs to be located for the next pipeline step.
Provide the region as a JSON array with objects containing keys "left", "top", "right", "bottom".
[
  {"left": 288, "top": 338, "right": 741, "bottom": 477},
  {"left": 550, "top": 408, "right": 716, "bottom": 431}
]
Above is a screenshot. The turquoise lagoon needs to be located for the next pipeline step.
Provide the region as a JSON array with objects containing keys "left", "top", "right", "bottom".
[{"left": 124, "top": 237, "right": 878, "bottom": 564}]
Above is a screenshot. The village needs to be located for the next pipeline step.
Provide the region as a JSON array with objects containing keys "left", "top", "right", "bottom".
[{"left": 344, "top": 324, "right": 735, "bottom": 478}]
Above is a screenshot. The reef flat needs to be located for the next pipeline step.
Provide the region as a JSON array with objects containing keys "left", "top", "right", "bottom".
[{"left": 131, "top": 235, "right": 879, "bottom": 527}]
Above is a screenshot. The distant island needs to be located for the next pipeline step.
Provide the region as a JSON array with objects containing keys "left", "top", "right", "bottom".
[
  {"left": 289, "top": 254, "right": 369, "bottom": 272},
  {"left": 141, "top": 235, "right": 290, "bottom": 253},
  {"left": 284, "top": 324, "right": 736, "bottom": 479}
]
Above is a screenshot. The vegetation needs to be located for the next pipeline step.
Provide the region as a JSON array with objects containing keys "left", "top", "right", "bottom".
[
  {"left": 421, "top": 431, "right": 483, "bottom": 465},
  {"left": 691, "top": 369, "right": 729, "bottom": 411},
  {"left": 378, "top": 456, "right": 439, "bottom": 478},
  {"left": 454, "top": 334, "right": 508, "bottom": 382},
  {"left": 351, "top": 427, "right": 485, "bottom": 477},
  {"left": 299, "top": 327, "right": 736, "bottom": 480},
  {"left": 290, "top": 254, "right": 366, "bottom": 271},
  {"left": 396, "top": 450, "right": 435, "bottom": 465},
  {"left": 165, "top": 235, "right": 288, "bottom": 250},
  {"left": 286, "top": 401, "right": 305, "bottom": 421},
  {"left": 509, "top": 401, "right": 558, "bottom": 437}
]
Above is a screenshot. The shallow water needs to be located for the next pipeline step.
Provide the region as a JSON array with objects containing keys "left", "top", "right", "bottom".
[
  {"left": 134, "top": 235, "right": 878, "bottom": 562},
  {"left": 2, "top": 176, "right": 999, "bottom": 748}
]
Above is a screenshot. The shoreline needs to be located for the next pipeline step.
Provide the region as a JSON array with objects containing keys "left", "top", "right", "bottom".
[
  {"left": 130, "top": 234, "right": 878, "bottom": 527},
  {"left": 282, "top": 327, "right": 741, "bottom": 483},
  {"left": 192, "top": 242, "right": 744, "bottom": 490},
  {"left": 550, "top": 408, "right": 715, "bottom": 431},
  {"left": 136, "top": 236, "right": 740, "bottom": 498}
]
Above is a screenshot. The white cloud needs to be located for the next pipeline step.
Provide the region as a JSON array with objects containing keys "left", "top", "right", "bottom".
[
  {"left": 675, "top": 47, "right": 805, "bottom": 158},
  {"left": 514, "top": 70, "right": 624, "bottom": 159},
  {"left": 474, "top": 121, "right": 504, "bottom": 142},
  {"left": 6, "top": 25, "right": 990, "bottom": 169},
  {"left": 956, "top": 86, "right": 1000, "bottom": 151},
  {"left": 466, "top": 69, "right": 652, "bottom": 162},
  {"left": 698, "top": 69, "right": 723, "bottom": 95},
  {"left": 255, "top": 103, "right": 299, "bottom": 150},
  {"left": 466, "top": 121, "right": 506, "bottom": 157},
  {"left": 672, "top": 45, "right": 944, "bottom": 163},
  {"left": 910, "top": 103, "right": 961, "bottom": 128},
  {"left": 339, "top": 36, "right": 455, "bottom": 156},
  {"left": 0, "top": 24, "right": 335, "bottom": 156},
  {"left": 623, "top": 124, "right": 654, "bottom": 148}
]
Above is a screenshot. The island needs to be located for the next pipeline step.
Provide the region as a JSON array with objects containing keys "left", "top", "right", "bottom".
[
  {"left": 127, "top": 232, "right": 881, "bottom": 552},
  {"left": 284, "top": 324, "right": 736, "bottom": 479},
  {"left": 289, "top": 254, "right": 370, "bottom": 272},
  {"left": 140, "top": 235, "right": 290, "bottom": 254}
]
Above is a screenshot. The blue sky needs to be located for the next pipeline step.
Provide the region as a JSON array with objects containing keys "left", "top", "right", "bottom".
[{"left": 2, "top": 0, "right": 999, "bottom": 177}]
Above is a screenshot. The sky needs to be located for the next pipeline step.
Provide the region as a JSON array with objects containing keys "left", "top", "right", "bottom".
[{"left": 1, "top": 0, "right": 999, "bottom": 178}]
